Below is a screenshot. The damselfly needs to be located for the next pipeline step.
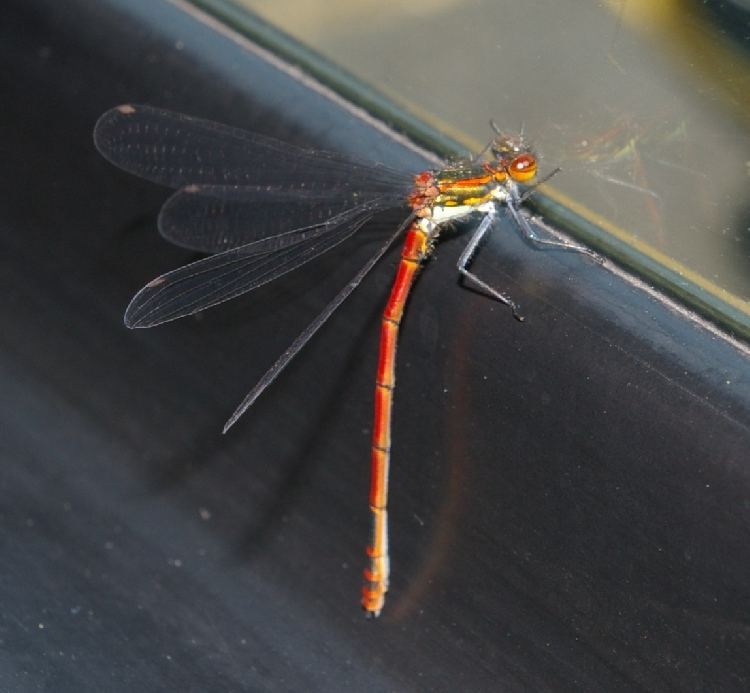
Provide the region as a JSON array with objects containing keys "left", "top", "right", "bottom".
[{"left": 94, "top": 105, "right": 596, "bottom": 617}]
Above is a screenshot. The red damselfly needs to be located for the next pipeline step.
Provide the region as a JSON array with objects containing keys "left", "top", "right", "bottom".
[{"left": 94, "top": 104, "right": 596, "bottom": 617}]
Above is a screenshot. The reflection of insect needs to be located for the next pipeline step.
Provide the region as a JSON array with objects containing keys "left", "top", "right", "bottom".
[
  {"left": 538, "top": 111, "right": 750, "bottom": 300},
  {"left": 541, "top": 115, "right": 717, "bottom": 246},
  {"left": 94, "top": 105, "right": 595, "bottom": 617}
]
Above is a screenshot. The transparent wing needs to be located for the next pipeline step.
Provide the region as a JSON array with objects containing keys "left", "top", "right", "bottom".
[
  {"left": 125, "top": 202, "right": 387, "bottom": 328},
  {"left": 94, "top": 104, "right": 413, "bottom": 193},
  {"left": 158, "top": 184, "right": 402, "bottom": 253}
]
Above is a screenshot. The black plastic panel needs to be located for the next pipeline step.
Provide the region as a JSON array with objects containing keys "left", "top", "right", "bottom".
[{"left": 1, "top": 1, "right": 749, "bottom": 691}]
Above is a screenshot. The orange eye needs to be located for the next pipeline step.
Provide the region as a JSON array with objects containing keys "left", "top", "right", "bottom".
[{"left": 508, "top": 153, "right": 537, "bottom": 182}]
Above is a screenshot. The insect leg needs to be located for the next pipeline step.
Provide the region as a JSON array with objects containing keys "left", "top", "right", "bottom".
[{"left": 457, "top": 209, "right": 524, "bottom": 321}]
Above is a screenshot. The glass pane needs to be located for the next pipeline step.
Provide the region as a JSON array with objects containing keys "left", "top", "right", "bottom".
[{"left": 224, "top": 0, "right": 750, "bottom": 328}]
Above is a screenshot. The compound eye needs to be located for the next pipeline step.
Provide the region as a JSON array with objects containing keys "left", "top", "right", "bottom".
[{"left": 508, "top": 153, "right": 537, "bottom": 182}]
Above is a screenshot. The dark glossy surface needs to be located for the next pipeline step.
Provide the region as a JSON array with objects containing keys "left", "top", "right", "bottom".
[{"left": 1, "top": 1, "right": 749, "bottom": 691}]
